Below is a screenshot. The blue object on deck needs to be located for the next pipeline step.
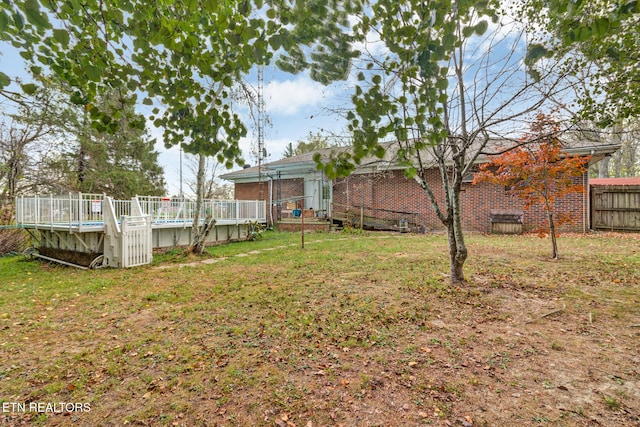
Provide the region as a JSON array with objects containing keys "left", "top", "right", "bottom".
[{"left": 292, "top": 209, "right": 302, "bottom": 217}]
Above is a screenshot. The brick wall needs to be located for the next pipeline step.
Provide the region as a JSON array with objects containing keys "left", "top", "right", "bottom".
[{"left": 333, "top": 169, "right": 588, "bottom": 233}]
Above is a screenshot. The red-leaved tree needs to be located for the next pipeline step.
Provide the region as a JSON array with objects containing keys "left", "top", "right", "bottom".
[{"left": 473, "top": 113, "right": 590, "bottom": 259}]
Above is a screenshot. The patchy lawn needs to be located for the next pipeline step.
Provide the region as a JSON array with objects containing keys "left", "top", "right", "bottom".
[{"left": 1, "top": 231, "right": 639, "bottom": 426}]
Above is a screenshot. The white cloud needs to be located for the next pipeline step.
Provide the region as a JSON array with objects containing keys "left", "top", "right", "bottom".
[{"left": 264, "top": 77, "right": 331, "bottom": 115}]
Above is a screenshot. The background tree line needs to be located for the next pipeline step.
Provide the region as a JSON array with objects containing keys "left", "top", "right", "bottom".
[{"left": 0, "top": 78, "right": 166, "bottom": 202}]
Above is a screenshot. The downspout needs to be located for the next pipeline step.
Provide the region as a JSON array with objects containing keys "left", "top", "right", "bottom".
[
  {"left": 268, "top": 175, "right": 273, "bottom": 227},
  {"left": 585, "top": 171, "right": 589, "bottom": 233}
]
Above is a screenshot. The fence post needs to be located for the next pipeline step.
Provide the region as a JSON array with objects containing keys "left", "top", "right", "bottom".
[{"left": 121, "top": 216, "right": 127, "bottom": 268}]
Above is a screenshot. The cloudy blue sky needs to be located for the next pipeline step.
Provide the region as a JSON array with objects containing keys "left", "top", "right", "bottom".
[
  {"left": 155, "top": 66, "right": 355, "bottom": 195},
  {"left": 0, "top": 45, "right": 353, "bottom": 196},
  {"left": 0, "top": 40, "right": 358, "bottom": 196}
]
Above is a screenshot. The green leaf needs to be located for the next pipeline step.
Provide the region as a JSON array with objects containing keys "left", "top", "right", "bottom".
[
  {"left": 435, "top": 77, "right": 448, "bottom": 90},
  {"left": 474, "top": 20, "right": 488, "bottom": 36},
  {"left": 85, "top": 65, "right": 101, "bottom": 81},
  {"left": 442, "top": 33, "right": 456, "bottom": 50},
  {"left": 605, "top": 47, "right": 620, "bottom": 60},
  {"left": 24, "top": 0, "right": 50, "bottom": 29},
  {"left": 142, "top": 97, "right": 153, "bottom": 105},
  {"left": 21, "top": 83, "right": 37, "bottom": 94},
  {"left": 0, "top": 10, "right": 9, "bottom": 33},
  {"left": 525, "top": 44, "right": 548, "bottom": 65},
  {"left": 0, "top": 71, "right": 10, "bottom": 88},
  {"left": 52, "top": 29, "right": 70, "bottom": 47},
  {"left": 528, "top": 68, "right": 541, "bottom": 82},
  {"left": 592, "top": 17, "right": 610, "bottom": 35},
  {"left": 13, "top": 12, "right": 24, "bottom": 30},
  {"left": 566, "top": 26, "right": 591, "bottom": 43}
]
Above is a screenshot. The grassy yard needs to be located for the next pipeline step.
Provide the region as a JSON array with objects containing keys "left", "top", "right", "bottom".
[{"left": 0, "top": 231, "right": 639, "bottom": 426}]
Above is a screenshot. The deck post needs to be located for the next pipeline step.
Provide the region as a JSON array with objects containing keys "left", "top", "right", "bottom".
[
  {"left": 78, "top": 192, "right": 83, "bottom": 231},
  {"left": 68, "top": 192, "right": 72, "bottom": 230}
]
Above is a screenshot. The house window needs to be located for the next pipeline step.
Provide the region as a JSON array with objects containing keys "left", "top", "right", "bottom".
[{"left": 322, "top": 181, "right": 331, "bottom": 200}]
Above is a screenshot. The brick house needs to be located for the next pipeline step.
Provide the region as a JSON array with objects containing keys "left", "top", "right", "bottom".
[{"left": 221, "top": 141, "right": 620, "bottom": 233}]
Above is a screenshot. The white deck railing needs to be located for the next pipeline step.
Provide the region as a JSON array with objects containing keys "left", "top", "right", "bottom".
[
  {"left": 15, "top": 193, "right": 107, "bottom": 231},
  {"left": 15, "top": 193, "right": 266, "bottom": 231},
  {"left": 136, "top": 196, "right": 266, "bottom": 224}
]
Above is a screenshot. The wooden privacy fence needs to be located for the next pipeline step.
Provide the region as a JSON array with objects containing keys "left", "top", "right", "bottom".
[{"left": 591, "top": 184, "right": 640, "bottom": 231}]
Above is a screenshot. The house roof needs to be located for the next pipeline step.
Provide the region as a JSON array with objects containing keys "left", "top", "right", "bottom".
[
  {"left": 221, "top": 138, "right": 621, "bottom": 183},
  {"left": 220, "top": 146, "right": 347, "bottom": 182},
  {"left": 590, "top": 177, "right": 640, "bottom": 186}
]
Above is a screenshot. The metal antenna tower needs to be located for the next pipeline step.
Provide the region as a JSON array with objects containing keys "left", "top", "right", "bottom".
[{"left": 257, "top": 65, "right": 265, "bottom": 201}]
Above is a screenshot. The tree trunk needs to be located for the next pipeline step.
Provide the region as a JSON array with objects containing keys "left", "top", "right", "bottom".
[
  {"left": 546, "top": 202, "right": 559, "bottom": 259},
  {"left": 188, "top": 153, "right": 208, "bottom": 254},
  {"left": 446, "top": 185, "right": 468, "bottom": 284},
  {"left": 448, "top": 168, "right": 468, "bottom": 284},
  {"left": 597, "top": 157, "right": 610, "bottom": 178},
  {"left": 447, "top": 223, "right": 467, "bottom": 284},
  {"left": 612, "top": 150, "right": 622, "bottom": 177}
]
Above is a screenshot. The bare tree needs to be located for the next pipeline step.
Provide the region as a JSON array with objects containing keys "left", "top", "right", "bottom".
[
  {"left": 326, "top": 2, "right": 578, "bottom": 284},
  {"left": 609, "top": 120, "right": 640, "bottom": 177},
  {"left": 0, "top": 89, "right": 69, "bottom": 198},
  {"left": 185, "top": 153, "right": 234, "bottom": 200}
]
